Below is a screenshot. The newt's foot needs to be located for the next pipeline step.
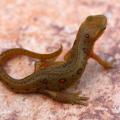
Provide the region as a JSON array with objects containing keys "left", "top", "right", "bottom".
[
  {"left": 102, "top": 61, "right": 113, "bottom": 69},
  {"left": 44, "top": 90, "right": 89, "bottom": 105},
  {"left": 63, "top": 92, "right": 89, "bottom": 105}
]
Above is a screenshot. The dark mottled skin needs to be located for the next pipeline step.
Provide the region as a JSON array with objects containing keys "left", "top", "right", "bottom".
[{"left": 0, "top": 15, "right": 112, "bottom": 105}]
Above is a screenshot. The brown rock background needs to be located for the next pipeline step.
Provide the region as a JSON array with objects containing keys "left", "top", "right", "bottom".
[{"left": 0, "top": 0, "right": 120, "bottom": 120}]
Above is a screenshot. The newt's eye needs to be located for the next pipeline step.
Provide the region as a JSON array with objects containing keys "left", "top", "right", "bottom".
[
  {"left": 99, "top": 25, "right": 106, "bottom": 31},
  {"left": 103, "top": 26, "right": 106, "bottom": 30}
]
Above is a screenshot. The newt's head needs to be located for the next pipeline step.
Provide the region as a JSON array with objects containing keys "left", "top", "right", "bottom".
[{"left": 80, "top": 15, "right": 107, "bottom": 42}]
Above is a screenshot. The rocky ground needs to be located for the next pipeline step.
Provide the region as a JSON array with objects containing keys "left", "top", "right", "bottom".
[{"left": 0, "top": 0, "right": 120, "bottom": 120}]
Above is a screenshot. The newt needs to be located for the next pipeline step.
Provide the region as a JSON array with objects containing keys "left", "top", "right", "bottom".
[{"left": 0, "top": 15, "right": 112, "bottom": 105}]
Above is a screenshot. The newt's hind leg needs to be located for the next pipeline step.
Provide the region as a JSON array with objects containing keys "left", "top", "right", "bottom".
[
  {"left": 64, "top": 49, "right": 72, "bottom": 61},
  {"left": 35, "top": 60, "right": 64, "bottom": 72},
  {"left": 90, "top": 51, "right": 113, "bottom": 69},
  {"left": 43, "top": 90, "right": 89, "bottom": 105},
  {"left": 35, "top": 60, "right": 50, "bottom": 71}
]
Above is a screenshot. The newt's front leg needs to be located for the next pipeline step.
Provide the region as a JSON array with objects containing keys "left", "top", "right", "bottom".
[
  {"left": 43, "top": 90, "right": 89, "bottom": 105},
  {"left": 90, "top": 51, "right": 113, "bottom": 69}
]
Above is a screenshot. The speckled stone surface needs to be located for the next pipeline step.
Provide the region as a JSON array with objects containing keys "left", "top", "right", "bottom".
[{"left": 0, "top": 0, "right": 120, "bottom": 120}]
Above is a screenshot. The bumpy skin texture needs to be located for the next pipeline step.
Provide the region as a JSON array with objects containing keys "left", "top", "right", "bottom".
[{"left": 0, "top": 15, "right": 112, "bottom": 105}]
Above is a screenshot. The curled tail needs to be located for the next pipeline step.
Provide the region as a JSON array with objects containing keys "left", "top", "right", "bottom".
[
  {"left": 0, "top": 46, "right": 61, "bottom": 93},
  {"left": 0, "top": 45, "right": 62, "bottom": 65}
]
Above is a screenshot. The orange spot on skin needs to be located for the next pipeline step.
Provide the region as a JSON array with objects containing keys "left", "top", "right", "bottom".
[
  {"left": 83, "top": 48, "right": 89, "bottom": 55},
  {"left": 42, "top": 79, "right": 48, "bottom": 85},
  {"left": 59, "top": 79, "right": 65, "bottom": 84},
  {"left": 40, "top": 62, "right": 50, "bottom": 68}
]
